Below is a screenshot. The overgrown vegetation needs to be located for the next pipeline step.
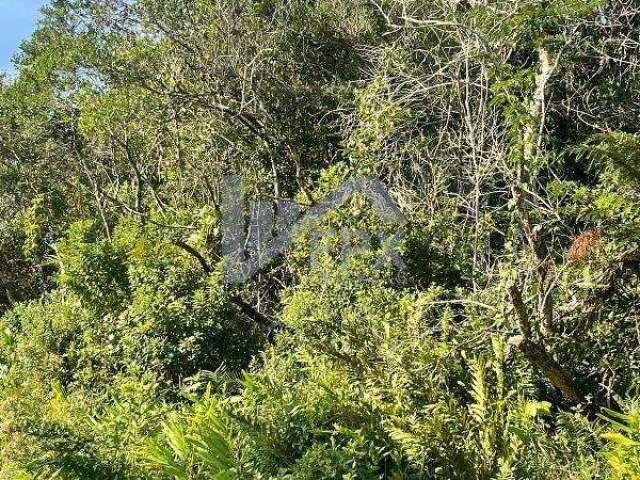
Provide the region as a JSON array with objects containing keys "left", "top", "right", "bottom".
[{"left": 1, "top": 0, "right": 640, "bottom": 478}]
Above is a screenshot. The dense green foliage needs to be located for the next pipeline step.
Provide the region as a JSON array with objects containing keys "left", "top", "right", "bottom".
[{"left": 1, "top": 0, "right": 640, "bottom": 478}]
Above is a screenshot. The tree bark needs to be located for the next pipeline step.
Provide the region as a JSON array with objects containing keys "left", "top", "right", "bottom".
[
  {"left": 509, "top": 335, "right": 585, "bottom": 403},
  {"left": 508, "top": 284, "right": 585, "bottom": 404}
]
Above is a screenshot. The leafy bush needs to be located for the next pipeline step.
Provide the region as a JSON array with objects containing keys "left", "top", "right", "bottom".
[
  {"left": 602, "top": 405, "right": 640, "bottom": 479},
  {"left": 1, "top": 0, "right": 640, "bottom": 478}
]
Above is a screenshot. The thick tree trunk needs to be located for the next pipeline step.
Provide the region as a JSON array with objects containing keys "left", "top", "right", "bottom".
[
  {"left": 509, "top": 335, "right": 585, "bottom": 403},
  {"left": 509, "top": 284, "right": 585, "bottom": 404}
]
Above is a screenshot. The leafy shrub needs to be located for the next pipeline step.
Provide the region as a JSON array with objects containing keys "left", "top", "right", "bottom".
[{"left": 602, "top": 404, "right": 640, "bottom": 479}]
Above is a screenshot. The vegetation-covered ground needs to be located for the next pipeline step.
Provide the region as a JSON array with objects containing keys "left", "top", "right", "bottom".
[{"left": 1, "top": 0, "right": 640, "bottom": 478}]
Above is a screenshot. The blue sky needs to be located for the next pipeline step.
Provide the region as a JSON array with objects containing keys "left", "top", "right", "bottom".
[{"left": 0, "top": 0, "right": 48, "bottom": 73}]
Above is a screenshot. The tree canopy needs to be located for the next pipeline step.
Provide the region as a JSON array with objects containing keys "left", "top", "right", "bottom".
[{"left": 1, "top": 0, "right": 640, "bottom": 478}]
